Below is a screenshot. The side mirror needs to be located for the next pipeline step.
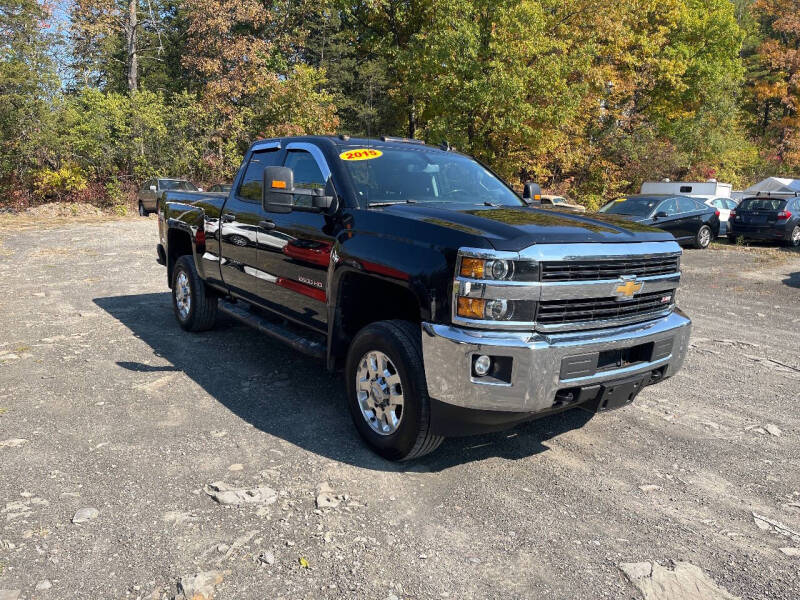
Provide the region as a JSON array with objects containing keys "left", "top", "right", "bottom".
[
  {"left": 263, "top": 166, "right": 339, "bottom": 215},
  {"left": 149, "top": 185, "right": 157, "bottom": 192},
  {"left": 522, "top": 181, "right": 541, "bottom": 204},
  {"left": 197, "top": 187, "right": 203, "bottom": 192},
  {"left": 654, "top": 211, "right": 668, "bottom": 219},
  {"left": 263, "top": 166, "right": 295, "bottom": 213},
  {"left": 310, "top": 179, "right": 338, "bottom": 213}
]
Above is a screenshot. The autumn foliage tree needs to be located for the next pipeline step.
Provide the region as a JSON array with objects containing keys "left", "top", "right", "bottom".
[{"left": 1, "top": 0, "right": 799, "bottom": 210}]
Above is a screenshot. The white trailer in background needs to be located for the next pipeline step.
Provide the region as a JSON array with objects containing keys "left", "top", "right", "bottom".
[
  {"left": 640, "top": 180, "right": 735, "bottom": 235},
  {"left": 641, "top": 180, "right": 732, "bottom": 198}
]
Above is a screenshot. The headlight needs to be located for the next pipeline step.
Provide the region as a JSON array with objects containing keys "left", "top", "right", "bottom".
[
  {"left": 458, "top": 257, "right": 537, "bottom": 281},
  {"left": 457, "top": 298, "right": 515, "bottom": 320},
  {"left": 453, "top": 249, "right": 539, "bottom": 329}
]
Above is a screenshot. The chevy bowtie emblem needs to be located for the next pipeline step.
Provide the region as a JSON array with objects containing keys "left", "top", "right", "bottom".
[{"left": 613, "top": 276, "right": 643, "bottom": 301}]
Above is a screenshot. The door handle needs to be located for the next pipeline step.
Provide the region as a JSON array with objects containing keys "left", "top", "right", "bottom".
[
  {"left": 259, "top": 220, "right": 276, "bottom": 230},
  {"left": 221, "top": 213, "right": 235, "bottom": 223}
]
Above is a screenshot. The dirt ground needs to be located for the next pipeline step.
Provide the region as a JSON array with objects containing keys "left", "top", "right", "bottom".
[{"left": 1, "top": 217, "right": 799, "bottom": 599}]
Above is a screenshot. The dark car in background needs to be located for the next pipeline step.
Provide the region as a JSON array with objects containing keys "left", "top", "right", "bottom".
[
  {"left": 137, "top": 178, "right": 199, "bottom": 216},
  {"left": 209, "top": 184, "right": 232, "bottom": 193},
  {"left": 728, "top": 195, "right": 800, "bottom": 247},
  {"left": 599, "top": 194, "right": 720, "bottom": 249}
]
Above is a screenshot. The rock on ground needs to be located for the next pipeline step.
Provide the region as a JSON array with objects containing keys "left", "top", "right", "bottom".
[
  {"left": 203, "top": 482, "right": 277, "bottom": 506},
  {"left": 619, "top": 562, "right": 739, "bottom": 600},
  {"left": 177, "top": 570, "right": 226, "bottom": 600},
  {"left": 72, "top": 507, "right": 99, "bottom": 524}
]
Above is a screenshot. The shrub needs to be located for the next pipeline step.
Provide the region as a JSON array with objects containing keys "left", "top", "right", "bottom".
[{"left": 33, "top": 166, "right": 88, "bottom": 201}]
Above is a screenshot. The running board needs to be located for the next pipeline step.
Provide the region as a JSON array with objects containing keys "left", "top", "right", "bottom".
[{"left": 218, "top": 300, "right": 326, "bottom": 359}]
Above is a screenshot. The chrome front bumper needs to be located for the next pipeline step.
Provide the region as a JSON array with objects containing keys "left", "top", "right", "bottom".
[{"left": 421, "top": 310, "right": 691, "bottom": 413}]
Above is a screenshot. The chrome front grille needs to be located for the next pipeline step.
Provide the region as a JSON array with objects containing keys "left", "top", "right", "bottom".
[
  {"left": 537, "top": 290, "right": 674, "bottom": 329},
  {"left": 540, "top": 256, "right": 679, "bottom": 282},
  {"left": 453, "top": 242, "right": 682, "bottom": 333}
]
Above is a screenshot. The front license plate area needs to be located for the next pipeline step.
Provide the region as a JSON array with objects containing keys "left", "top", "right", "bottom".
[{"left": 596, "top": 376, "right": 646, "bottom": 411}]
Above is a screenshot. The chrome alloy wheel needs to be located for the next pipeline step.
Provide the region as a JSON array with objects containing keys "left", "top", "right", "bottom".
[
  {"left": 175, "top": 271, "right": 191, "bottom": 320},
  {"left": 698, "top": 226, "right": 711, "bottom": 248},
  {"left": 791, "top": 226, "right": 800, "bottom": 247},
  {"left": 356, "top": 351, "right": 404, "bottom": 435}
]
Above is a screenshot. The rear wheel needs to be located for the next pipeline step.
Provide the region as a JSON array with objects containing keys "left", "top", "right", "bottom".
[
  {"left": 345, "top": 320, "right": 443, "bottom": 461},
  {"left": 787, "top": 225, "right": 800, "bottom": 248},
  {"left": 171, "top": 255, "right": 218, "bottom": 331},
  {"left": 694, "top": 224, "right": 712, "bottom": 249}
]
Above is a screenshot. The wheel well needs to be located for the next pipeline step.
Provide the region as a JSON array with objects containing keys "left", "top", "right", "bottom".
[
  {"left": 167, "top": 228, "right": 193, "bottom": 286},
  {"left": 332, "top": 271, "right": 421, "bottom": 364}
]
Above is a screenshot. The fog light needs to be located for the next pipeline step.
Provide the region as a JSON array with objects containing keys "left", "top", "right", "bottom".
[{"left": 474, "top": 355, "right": 492, "bottom": 377}]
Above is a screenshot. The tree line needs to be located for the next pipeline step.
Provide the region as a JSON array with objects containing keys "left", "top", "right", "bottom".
[{"left": 1, "top": 0, "right": 798, "bottom": 210}]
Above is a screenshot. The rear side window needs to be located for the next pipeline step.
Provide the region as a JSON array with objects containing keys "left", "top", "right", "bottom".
[
  {"left": 725, "top": 199, "right": 737, "bottom": 210},
  {"left": 238, "top": 149, "right": 282, "bottom": 202},
  {"left": 680, "top": 185, "right": 693, "bottom": 193},
  {"left": 658, "top": 198, "right": 678, "bottom": 215},
  {"left": 677, "top": 197, "right": 697, "bottom": 213}
]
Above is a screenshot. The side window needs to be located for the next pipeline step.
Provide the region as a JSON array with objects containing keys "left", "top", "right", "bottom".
[
  {"left": 726, "top": 199, "right": 738, "bottom": 210},
  {"left": 237, "top": 149, "right": 282, "bottom": 202},
  {"left": 679, "top": 185, "right": 693, "bottom": 193},
  {"left": 711, "top": 199, "right": 724, "bottom": 209},
  {"left": 284, "top": 150, "right": 326, "bottom": 208},
  {"left": 658, "top": 198, "right": 678, "bottom": 216},
  {"left": 677, "top": 198, "right": 696, "bottom": 213}
]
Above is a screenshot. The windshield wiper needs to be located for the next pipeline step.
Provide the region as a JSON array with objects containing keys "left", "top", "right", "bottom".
[{"left": 367, "top": 200, "right": 417, "bottom": 207}]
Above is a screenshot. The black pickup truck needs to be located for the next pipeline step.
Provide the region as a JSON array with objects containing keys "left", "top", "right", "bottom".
[{"left": 157, "top": 136, "right": 691, "bottom": 460}]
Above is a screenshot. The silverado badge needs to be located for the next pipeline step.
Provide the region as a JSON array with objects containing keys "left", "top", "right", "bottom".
[{"left": 613, "top": 276, "right": 643, "bottom": 301}]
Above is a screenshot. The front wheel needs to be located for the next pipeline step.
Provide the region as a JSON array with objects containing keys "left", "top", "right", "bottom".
[
  {"left": 694, "top": 224, "right": 712, "bottom": 249},
  {"left": 786, "top": 225, "right": 800, "bottom": 248},
  {"left": 171, "top": 255, "right": 218, "bottom": 331},
  {"left": 345, "top": 320, "right": 443, "bottom": 461}
]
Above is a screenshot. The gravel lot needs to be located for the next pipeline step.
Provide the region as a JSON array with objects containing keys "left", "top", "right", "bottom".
[{"left": 1, "top": 217, "right": 799, "bottom": 599}]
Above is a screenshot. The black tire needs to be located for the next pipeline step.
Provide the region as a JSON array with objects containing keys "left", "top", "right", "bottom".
[
  {"left": 138, "top": 201, "right": 146, "bottom": 217},
  {"left": 171, "top": 255, "right": 218, "bottom": 331},
  {"left": 345, "top": 320, "right": 444, "bottom": 461},
  {"left": 727, "top": 234, "right": 737, "bottom": 244},
  {"left": 786, "top": 225, "right": 800, "bottom": 248},
  {"left": 694, "top": 224, "right": 712, "bottom": 249}
]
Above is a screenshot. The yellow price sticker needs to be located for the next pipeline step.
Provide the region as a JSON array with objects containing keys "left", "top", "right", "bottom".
[{"left": 339, "top": 148, "right": 383, "bottom": 161}]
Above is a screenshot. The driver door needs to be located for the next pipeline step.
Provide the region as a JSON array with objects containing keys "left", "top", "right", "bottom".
[{"left": 253, "top": 143, "right": 336, "bottom": 333}]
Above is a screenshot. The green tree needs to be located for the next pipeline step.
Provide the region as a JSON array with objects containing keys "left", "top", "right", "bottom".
[{"left": 0, "top": 0, "right": 60, "bottom": 192}]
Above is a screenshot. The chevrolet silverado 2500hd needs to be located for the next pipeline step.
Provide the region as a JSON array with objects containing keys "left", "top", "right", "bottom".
[{"left": 156, "top": 136, "right": 691, "bottom": 460}]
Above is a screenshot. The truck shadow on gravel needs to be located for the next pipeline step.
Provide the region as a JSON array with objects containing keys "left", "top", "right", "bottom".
[
  {"left": 94, "top": 292, "right": 595, "bottom": 472},
  {"left": 783, "top": 271, "right": 800, "bottom": 288}
]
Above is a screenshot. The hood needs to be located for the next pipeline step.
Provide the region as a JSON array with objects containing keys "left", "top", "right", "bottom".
[{"left": 380, "top": 203, "right": 673, "bottom": 251}]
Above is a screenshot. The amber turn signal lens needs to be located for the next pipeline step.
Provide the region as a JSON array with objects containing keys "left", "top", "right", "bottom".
[
  {"left": 460, "top": 257, "right": 485, "bottom": 278},
  {"left": 271, "top": 179, "right": 287, "bottom": 189},
  {"left": 457, "top": 297, "right": 486, "bottom": 319}
]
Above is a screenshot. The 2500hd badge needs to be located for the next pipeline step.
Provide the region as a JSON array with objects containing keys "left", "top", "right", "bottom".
[{"left": 156, "top": 135, "right": 691, "bottom": 460}]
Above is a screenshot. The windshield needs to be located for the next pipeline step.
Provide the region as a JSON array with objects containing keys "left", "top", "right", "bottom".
[
  {"left": 550, "top": 197, "right": 567, "bottom": 204},
  {"left": 338, "top": 147, "right": 524, "bottom": 207},
  {"left": 160, "top": 179, "right": 197, "bottom": 191},
  {"left": 600, "top": 196, "right": 663, "bottom": 216},
  {"left": 737, "top": 198, "right": 787, "bottom": 211}
]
